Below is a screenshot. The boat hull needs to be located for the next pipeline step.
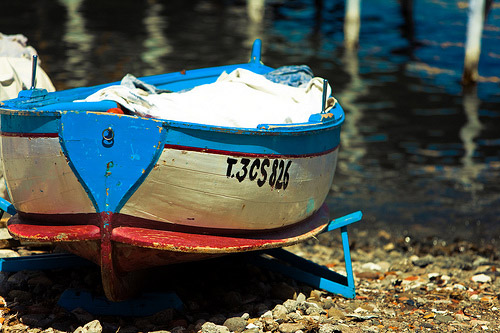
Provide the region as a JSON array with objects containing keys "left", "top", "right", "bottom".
[{"left": 1, "top": 111, "right": 340, "bottom": 232}]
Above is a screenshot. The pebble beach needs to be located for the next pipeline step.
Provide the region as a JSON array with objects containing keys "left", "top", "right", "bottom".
[{"left": 0, "top": 215, "right": 498, "bottom": 333}]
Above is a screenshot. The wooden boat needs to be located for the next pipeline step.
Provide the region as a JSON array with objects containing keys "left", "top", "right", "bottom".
[{"left": 0, "top": 40, "right": 345, "bottom": 301}]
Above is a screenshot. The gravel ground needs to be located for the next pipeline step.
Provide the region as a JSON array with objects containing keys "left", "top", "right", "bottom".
[{"left": 0, "top": 217, "right": 498, "bottom": 333}]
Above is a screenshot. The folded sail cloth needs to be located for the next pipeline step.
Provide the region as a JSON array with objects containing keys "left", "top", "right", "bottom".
[
  {"left": 82, "top": 68, "right": 335, "bottom": 128},
  {"left": 0, "top": 57, "right": 55, "bottom": 100}
]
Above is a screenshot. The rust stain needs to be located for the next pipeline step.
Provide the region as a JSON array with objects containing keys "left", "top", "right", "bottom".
[
  {"left": 321, "top": 113, "right": 334, "bottom": 120},
  {"left": 105, "top": 161, "right": 114, "bottom": 177}
]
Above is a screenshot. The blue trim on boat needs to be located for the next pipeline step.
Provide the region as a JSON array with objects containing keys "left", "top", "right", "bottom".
[
  {"left": 0, "top": 111, "right": 60, "bottom": 134},
  {"left": 162, "top": 121, "right": 341, "bottom": 156},
  {"left": 59, "top": 112, "right": 167, "bottom": 213},
  {"left": 0, "top": 110, "right": 343, "bottom": 156}
]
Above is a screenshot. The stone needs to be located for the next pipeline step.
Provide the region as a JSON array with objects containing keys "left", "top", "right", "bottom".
[
  {"left": 8, "top": 289, "right": 32, "bottom": 302},
  {"left": 0, "top": 249, "right": 19, "bottom": 258},
  {"left": 288, "top": 312, "right": 303, "bottom": 321},
  {"left": 7, "top": 270, "right": 31, "bottom": 288},
  {"left": 296, "top": 293, "right": 306, "bottom": 303},
  {"left": 200, "top": 322, "right": 230, "bottom": 333},
  {"left": 73, "top": 320, "right": 103, "bottom": 333},
  {"left": 271, "top": 282, "right": 296, "bottom": 300},
  {"left": 361, "top": 262, "right": 382, "bottom": 271},
  {"left": 28, "top": 274, "right": 53, "bottom": 287},
  {"left": 322, "top": 297, "right": 333, "bottom": 310},
  {"left": 21, "top": 313, "right": 52, "bottom": 327},
  {"left": 413, "top": 256, "right": 433, "bottom": 268},
  {"left": 208, "top": 314, "right": 227, "bottom": 325},
  {"left": 356, "top": 271, "right": 380, "bottom": 280},
  {"left": 278, "top": 322, "right": 305, "bottom": 333},
  {"left": 305, "top": 302, "right": 323, "bottom": 315},
  {"left": 434, "top": 314, "right": 454, "bottom": 323},
  {"left": 272, "top": 304, "right": 288, "bottom": 321},
  {"left": 328, "top": 308, "right": 345, "bottom": 320},
  {"left": 151, "top": 308, "right": 175, "bottom": 324},
  {"left": 282, "top": 299, "right": 298, "bottom": 313},
  {"left": 260, "top": 310, "right": 273, "bottom": 319},
  {"left": 309, "top": 289, "right": 322, "bottom": 301},
  {"left": 194, "top": 319, "right": 207, "bottom": 331},
  {"left": 383, "top": 242, "right": 395, "bottom": 251},
  {"left": 71, "top": 307, "right": 93, "bottom": 324},
  {"left": 473, "top": 257, "right": 489, "bottom": 267},
  {"left": 223, "top": 317, "right": 247, "bottom": 332},
  {"left": 471, "top": 274, "right": 491, "bottom": 283}
]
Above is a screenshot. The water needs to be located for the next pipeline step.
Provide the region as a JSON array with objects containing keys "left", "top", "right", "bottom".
[{"left": 1, "top": 0, "right": 499, "bottom": 244}]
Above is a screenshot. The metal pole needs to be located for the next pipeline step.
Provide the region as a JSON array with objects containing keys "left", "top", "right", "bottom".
[
  {"left": 30, "top": 55, "right": 38, "bottom": 90},
  {"left": 322, "top": 79, "right": 328, "bottom": 113},
  {"left": 463, "top": 0, "right": 485, "bottom": 85}
]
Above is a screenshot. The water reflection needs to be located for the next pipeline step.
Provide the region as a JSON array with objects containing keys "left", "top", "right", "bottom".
[
  {"left": 336, "top": 48, "right": 367, "bottom": 179},
  {"left": 459, "top": 86, "right": 484, "bottom": 192},
  {"left": 59, "top": 0, "right": 93, "bottom": 87},
  {"left": 142, "top": 1, "right": 172, "bottom": 76}
]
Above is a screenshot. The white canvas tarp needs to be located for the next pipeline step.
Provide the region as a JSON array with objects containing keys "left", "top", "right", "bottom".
[
  {"left": 0, "top": 33, "right": 55, "bottom": 101},
  {"left": 82, "top": 68, "right": 335, "bottom": 128}
]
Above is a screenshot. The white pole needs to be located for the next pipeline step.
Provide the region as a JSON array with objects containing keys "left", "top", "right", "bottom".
[
  {"left": 344, "top": 0, "right": 361, "bottom": 49},
  {"left": 463, "top": 0, "right": 486, "bottom": 85},
  {"left": 247, "top": 0, "right": 265, "bottom": 23}
]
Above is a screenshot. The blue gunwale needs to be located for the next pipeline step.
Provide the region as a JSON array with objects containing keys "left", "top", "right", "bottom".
[{"left": 0, "top": 109, "right": 342, "bottom": 156}]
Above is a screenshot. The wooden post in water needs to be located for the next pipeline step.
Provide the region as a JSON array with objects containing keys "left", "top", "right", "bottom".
[
  {"left": 344, "top": 0, "right": 361, "bottom": 50},
  {"left": 463, "top": 0, "right": 486, "bottom": 85}
]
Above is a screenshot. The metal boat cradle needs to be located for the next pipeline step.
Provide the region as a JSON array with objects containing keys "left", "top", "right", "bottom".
[{"left": 0, "top": 40, "right": 362, "bottom": 302}]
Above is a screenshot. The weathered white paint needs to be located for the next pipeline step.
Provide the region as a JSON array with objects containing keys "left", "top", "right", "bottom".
[
  {"left": 121, "top": 148, "right": 339, "bottom": 230},
  {"left": 1, "top": 136, "right": 94, "bottom": 214},
  {"left": 1, "top": 136, "right": 339, "bottom": 231}
]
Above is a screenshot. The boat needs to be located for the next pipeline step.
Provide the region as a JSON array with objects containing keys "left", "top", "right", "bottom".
[{"left": 0, "top": 40, "right": 345, "bottom": 301}]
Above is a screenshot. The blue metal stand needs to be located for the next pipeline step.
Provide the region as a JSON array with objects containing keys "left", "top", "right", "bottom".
[
  {"left": 0, "top": 210, "right": 362, "bottom": 313},
  {"left": 250, "top": 211, "right": 362, "bottom": 298},
  {"left": 58, "top": 289, "right": 183, "bottom": 316},
  {"left": 0, "top": 253, "right": 93, "bottom": 272}
]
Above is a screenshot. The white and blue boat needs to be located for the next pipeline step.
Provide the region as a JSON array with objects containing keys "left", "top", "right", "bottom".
[{"left": 0, "top": 40, "right": 345, "bottom": 300}]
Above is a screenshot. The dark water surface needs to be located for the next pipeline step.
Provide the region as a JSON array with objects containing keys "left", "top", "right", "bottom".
[{"left": 1, "top": 0, "right": 499, "bottom": 244}]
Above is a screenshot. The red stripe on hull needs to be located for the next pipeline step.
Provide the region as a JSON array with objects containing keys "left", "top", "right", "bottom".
[
  {"left": 164, "top": 144, "right": 339, "bottom": 158},
  {"left": 0, "top": 132, "right": 58, "bottom": 138}
]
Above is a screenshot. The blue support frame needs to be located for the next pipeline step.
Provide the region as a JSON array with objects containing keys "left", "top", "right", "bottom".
[
  {"left": 250, "top": 211, "right": 362, "bottom": 298},
  {"left": 0, "top": 210, "right": 362, "bottom": 312}
]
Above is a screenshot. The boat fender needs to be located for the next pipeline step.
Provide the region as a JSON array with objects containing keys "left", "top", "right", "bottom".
[
  {"left": 107, "top": 103, "right": 126, "bottom": 115},
  {"left": 106, "top": 107, "right": 125, "bottom": 115}
]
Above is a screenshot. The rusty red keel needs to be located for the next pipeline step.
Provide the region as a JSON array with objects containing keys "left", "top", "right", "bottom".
[{"left": 7, "top": 204, "right": 331, "bottom": 301}]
